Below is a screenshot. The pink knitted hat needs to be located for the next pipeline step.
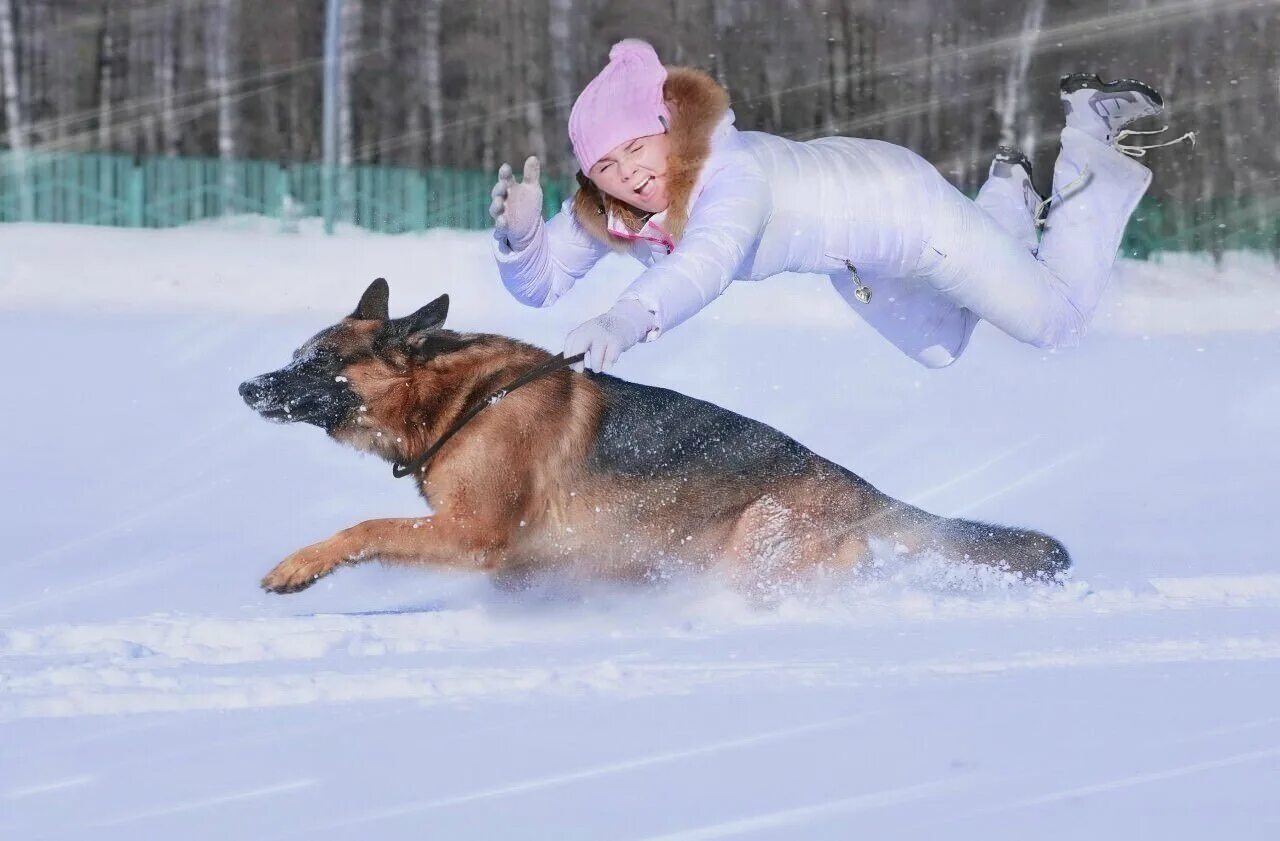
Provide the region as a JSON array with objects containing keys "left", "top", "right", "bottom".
[{"left": 569, "top": 39, "right": 671, "bottom": 174}]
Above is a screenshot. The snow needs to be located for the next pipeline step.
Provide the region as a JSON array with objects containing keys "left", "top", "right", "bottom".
[{"left": 2, "top": 221, "right": 1279, "bottom": 839}]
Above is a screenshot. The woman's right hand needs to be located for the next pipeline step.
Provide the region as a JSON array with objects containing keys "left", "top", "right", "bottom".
[{"left": 490, "top": 156, "right": 543, "bottom": 250}]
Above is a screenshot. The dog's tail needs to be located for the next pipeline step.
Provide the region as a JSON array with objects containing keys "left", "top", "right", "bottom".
[{"left": 889, "top": 503, "right": 1071, "bottom": 580}]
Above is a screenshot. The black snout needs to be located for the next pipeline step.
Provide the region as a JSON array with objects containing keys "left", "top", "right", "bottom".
[
  {"left": 240, "top": 376, "right": 280, "bottom": 409},
  {"left": 239, "top": 374, "right": 290, "bottom": 421},
  {"left": 238, "top": 377, "right": 267, "bottom": 406},
  {"left": 239, "top": 367, "right": 360, "bottom": 431}
]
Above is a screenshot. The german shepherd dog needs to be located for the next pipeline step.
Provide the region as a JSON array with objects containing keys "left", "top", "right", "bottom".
[{"left": 239, "top": 279, "right": 1069, "bottom": 595}]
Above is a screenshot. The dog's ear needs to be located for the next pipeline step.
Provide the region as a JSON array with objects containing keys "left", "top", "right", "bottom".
[
  {"left": 396, "top": 294, "right": 450, "bottom": 347},
  {"left": 352, "top": 278, "right": 390, "bottom": 321}
]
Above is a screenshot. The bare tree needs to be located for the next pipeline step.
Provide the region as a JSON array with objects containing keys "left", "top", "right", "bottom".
[
  {"left": 0, "top": 0, "right": 29, "bottom": 217},
  {"left": 206, "top": 0, "right": 238, "bottom": 210},
  {"left": 518, "top": 1, "right": 547, "bottom": 166},
  {"left": 421, "top": 0, "right": 444, "bottom": 165},
  {"left": 338, "top": 0, "right": 362, "bottom": 218},
  {"left": 158, "top": 0, "right": 181, "bottom": 156},
  {"left": 0, "top": 0, "right": 23, "bottom": 154},
  {"left": 711, "top": 0, "right": 734, "bottom": 87},
  {"left": 824, "top": 0, "right": 849, "bottom": 135},
  {"left": 95, "top": 3, "right": 116, "bottom": 152},
  {"left": 996, "top": 0, "right": 1045, "bottom": 150},
  {"left": 548, "top": 0, "right": 575, "bottom": 174}
]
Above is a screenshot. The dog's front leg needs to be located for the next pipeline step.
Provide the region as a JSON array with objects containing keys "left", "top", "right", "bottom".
[{"left": 260, "top": 516, "right": 502, "bottom": 594}]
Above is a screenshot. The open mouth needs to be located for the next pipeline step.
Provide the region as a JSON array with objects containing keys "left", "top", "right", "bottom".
[
  {"left": 254, "top": 404, "right": 296, "bottom": 423},
  {"left": 634, "top": 174, "right": 657, "bottom": 199}
]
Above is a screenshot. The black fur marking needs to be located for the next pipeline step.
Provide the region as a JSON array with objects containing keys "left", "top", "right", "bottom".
[
  {"left": 396, "top": 295, "right": 450, "bottom": 337},
  {"left": 240, "top": 334, "right": 363, "bottom": 433},
  {"left": 587, "top": 373, "right": 812, "bottom": 480}
]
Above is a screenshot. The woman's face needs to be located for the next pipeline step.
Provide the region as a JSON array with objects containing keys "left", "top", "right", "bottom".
[{"left": 588, "top": 131, "right": 671, "bottom": 213}]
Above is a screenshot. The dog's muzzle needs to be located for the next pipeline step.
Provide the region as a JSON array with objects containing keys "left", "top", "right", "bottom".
[
  {"left": 239, "top": 375, "right": 292, "bottom": 422},
  {"left": 239, "top": 369, "right": 361, "bottom": 432}
]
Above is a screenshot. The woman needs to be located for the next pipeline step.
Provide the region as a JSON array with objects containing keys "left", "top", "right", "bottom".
[{"left": 490, "top": 39, "right": 1189, "bottom": 372}]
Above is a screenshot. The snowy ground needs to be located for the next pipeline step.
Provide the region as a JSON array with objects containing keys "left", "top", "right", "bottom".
[{"left": 2, "top": 221, "right": 1278, "bottom": 839}]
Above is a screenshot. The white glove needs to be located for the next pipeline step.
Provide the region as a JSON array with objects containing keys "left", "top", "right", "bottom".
[
  {"left": 490, "top": 156, "right": 543, "bottom": 250},
  {"left": 564, "top": 298, "right": 655, "bottom": 373}
]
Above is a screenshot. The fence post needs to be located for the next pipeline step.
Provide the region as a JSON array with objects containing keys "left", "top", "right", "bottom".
[
  {"left": 128, "top": 156, "right": 145, "bottom": 228},
  {"left": 268, "top": 161, "right": 285, "bottom": 219},
  {"left": 276, "top": 161, "right": 297, "bottom": 234},
  {"left": 409, "top": 170, "right": 427, "bottom": 232},
  {"left": 543, "top": 181, "right": 562, "bottom": 219}
]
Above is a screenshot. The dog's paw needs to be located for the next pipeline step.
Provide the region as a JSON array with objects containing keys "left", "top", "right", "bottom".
[{"left": 261, "top": 548, "right": 339, "bottom": 594}]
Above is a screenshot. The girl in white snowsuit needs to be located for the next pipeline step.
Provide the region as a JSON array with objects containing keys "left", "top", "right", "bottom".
[{"left": 490, "top": 39, "right": 1186, "bottom": 372}]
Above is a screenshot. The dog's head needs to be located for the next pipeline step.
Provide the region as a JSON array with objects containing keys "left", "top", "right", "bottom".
[{"left": 238, "top": 279, "right": 468, "bottom": 451}]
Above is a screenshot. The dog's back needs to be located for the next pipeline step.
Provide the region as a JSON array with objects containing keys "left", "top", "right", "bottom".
[
  {"left": 587, "top": 374, "right": 813, "bottom": 479},
  {"left": 584, "top": 373, "right": 1069, "bottom": 580}
]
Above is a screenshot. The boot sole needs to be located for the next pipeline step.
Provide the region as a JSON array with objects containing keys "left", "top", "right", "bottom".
[
  {"left": 1059, "top": 73, "right": 1165, "bottom": 109},
  {"left": 991, "top": 146, "right": 1047, "bottom": 222},
  {"left": 994, "top": 145, "right": 1035, "bottom": 182}
]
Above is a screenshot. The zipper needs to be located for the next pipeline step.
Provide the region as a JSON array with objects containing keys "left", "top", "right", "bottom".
[
  {"left": 607, "top": 213, "right": 675, "bottom": 255},
  {"left": 826, "top": 253, "right": 872, "bottom": 304}
]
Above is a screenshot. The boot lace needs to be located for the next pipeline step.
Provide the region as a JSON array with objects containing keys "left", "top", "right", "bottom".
[
  {"left": 1113, "top": 126, "right": 1197, "bottom": 158},
  {"left": 1034, "top": 126, "right": 1197, "bottom": 225}
]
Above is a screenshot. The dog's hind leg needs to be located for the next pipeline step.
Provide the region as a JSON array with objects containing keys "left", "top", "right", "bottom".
[{"left": 260, "top": 517, "right": 507, "bottom": 594}]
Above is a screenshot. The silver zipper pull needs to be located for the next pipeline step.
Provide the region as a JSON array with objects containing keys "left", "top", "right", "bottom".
[{"left": 844, "top": 259, "right": 872, "bottom": 304}]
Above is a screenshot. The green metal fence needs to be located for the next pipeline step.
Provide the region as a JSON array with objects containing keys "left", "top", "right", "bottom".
[
  {"left": 0, "top": 149, "right": 1276, "bottom": 259},
  {"left": 1122, "top": 194, "right": 1280, "bottom": 260},
  {"left": 0, "top": 150, "right": 573, "bottom": 234}
]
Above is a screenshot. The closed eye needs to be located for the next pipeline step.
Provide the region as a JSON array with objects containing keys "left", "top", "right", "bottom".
[
  {"left": 312, "top": 347, "right": 340, "bottom": 366},
  {"left": 290, "top": 345, "right": 339, "bottom": 368}
]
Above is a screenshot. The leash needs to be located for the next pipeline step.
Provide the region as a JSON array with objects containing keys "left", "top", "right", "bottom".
[{"left": 390, "top": 351, "right": 587, "bottom": 479}]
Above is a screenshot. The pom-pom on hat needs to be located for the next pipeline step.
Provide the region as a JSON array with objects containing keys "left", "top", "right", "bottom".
[{"left": 569, "top": 39, "right": 671, "bottom": 175}]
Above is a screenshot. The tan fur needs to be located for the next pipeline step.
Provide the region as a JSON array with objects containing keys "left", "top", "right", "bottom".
[
  {"left": 254, "top": 309, "right": 1067, "bottom": 595},
  {"left": 258, "top": 322, "right": 895, "bottom": 595},
  {"left": 572, "top": 65, "right": 731, "bottom": 249}
]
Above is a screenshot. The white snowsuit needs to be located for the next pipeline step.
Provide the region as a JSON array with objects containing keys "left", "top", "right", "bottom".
[{"left": 493, "top": 109, "right": 1151, "bottom": 368}]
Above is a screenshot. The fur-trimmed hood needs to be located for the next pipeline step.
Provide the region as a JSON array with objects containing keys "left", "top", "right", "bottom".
[{"left": 572, "top": 66, "right": 731, "bottom": 250}]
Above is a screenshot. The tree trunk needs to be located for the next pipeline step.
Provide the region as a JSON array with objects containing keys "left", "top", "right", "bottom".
[
  {"left": 339, "top": 0, "right": 362, "bottom": 219},
  {"left": 376, "top": 0, "right": 395, "bottom": 165},
  {"left": 421, "top": 0, "right": 444, "bottom": 166},
  {"left": 95, "top": 3, "right": 113, "bottom": 151},
  {"left": 0, "top": 0, "right": 30, "bottom": 217},
  {"left": 20, "top": 0, "right": 50, "bottom": 147},
  {"left": 997, "top": 0, "right": 1044, "bottom": 149},
  {"left": 518, "top": 1, "right": 547, "bottom": 166},
  {"left": 206, "top": 0, "right": 237, "bottom": 211},
  {"left": 711, "top": 0, "right": 734, "bottom": 87},
  {"left": 826, "top": 0, "right": 848, "bottom": 134},
  {"left": 0, "top": 0, "right": 24, "bottom": 153},
  {"left": 548, "top": 0, "right": 574, "bottom": 175},
  {"left": 159, "top": 0, "right": 180, "bottom": 156}
]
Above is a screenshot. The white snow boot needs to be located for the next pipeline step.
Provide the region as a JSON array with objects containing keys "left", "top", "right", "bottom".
[
  {"left": 1060, "top": 74, "right": 1163, "bottom": 144},
  {"left": 975, "top": 146, "right": 1044, "bottom": 252},
  {"left": 1059, "top": 73, "right": 1194, "bottom": 157}
]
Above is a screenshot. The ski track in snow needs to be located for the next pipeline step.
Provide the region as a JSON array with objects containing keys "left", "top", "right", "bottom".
[
  {"left": 4, "top": 573, "right": 1280, "bottom": 720},
  {"left": 6, "top": 571, "right": 1279, "bottom": 667},
  {"left": 7, "top": 636, "right": 1280, "bottom": 720},
  {"left": 635, "top": 777, "right": 981, "bottom": 841},
  {"left": 281, "top": 717, "right": 873, "bottom": 833}
]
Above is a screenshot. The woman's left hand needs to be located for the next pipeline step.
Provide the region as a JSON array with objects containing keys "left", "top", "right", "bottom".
[{"left": 564, "top": 299, "right": 655, "bottom": 373}]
